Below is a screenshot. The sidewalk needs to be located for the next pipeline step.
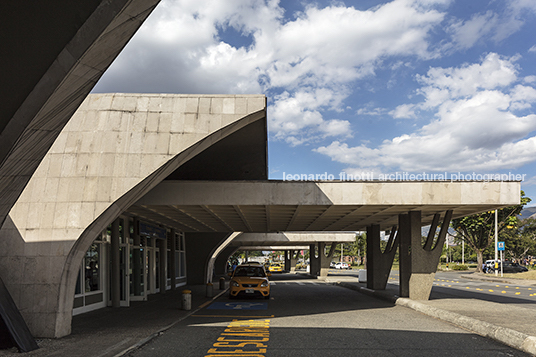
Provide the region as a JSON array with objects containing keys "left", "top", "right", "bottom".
[
  {"left": 0, "top": 283, "right": 229, "bottom": 357},
  {"left": 334, "top": 272, "right": 536, "bottom": 356}
]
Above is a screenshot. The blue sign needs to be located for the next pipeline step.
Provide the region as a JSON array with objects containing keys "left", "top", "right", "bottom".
[
  {"left": 498, "top": 241, "right": 505, "bottom": 251},
  {"left": 139, "top": 222, "right": 166, "bottom": 239},
  {"left": 207, "top": 302, "right": 267, "bottom": 310}
]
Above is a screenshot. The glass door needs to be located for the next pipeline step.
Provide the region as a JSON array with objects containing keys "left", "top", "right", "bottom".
[
  {"left": 130, "top": 247, "right": 147, "bottom": 301},
  {"left": 119, "top": 245, "right": 129, "bottom": 307}
]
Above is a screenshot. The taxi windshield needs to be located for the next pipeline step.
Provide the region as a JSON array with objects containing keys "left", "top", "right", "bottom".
[{"left": 234, "top": 266, "right": 266, "bottom": 277}]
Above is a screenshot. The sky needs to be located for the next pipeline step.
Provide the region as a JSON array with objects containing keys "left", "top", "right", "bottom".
[{"left": 93, "top": 0, "right": 536, "bottom": 206}]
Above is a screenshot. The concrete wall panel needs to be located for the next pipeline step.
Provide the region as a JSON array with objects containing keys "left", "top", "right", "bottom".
[{"left": 0, "top": 93, "right": 266, "bottom": 337}]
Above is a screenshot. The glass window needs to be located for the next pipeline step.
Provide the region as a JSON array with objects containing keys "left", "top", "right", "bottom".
[
  {"left": 75, "top": 269, "right": 82, "bottom": 295},
  {"left": 85, "top": 243, "right": 100, "bottom": 292}
]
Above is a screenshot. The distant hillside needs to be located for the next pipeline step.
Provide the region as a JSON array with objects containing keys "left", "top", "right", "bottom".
[{"left": 520, "top": 206, "right": 536, "bottom": 220}]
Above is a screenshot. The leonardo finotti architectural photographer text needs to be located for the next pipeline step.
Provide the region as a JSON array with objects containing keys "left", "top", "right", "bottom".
[{"left": 282, "top": 171, "right": 526, "bottom": 182}]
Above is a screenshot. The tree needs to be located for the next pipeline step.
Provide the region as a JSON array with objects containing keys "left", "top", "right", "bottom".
[
  {"left": 503, "top": 217, "right": 536, "bottom": 262},
  {"left": 451, "top": 191, "right": 530, "bottom": 272}
]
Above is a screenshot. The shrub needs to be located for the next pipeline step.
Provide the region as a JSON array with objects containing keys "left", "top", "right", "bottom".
[{"left": 452, "top": 264, "right": 468, "bottom": 271}]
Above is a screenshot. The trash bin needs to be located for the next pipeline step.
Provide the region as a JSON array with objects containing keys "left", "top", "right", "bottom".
[
  {"left": 182, "top": 289, "right": 191, "bottom": 310},
  {"left": 358, "top": 269, "right": 367, "bottom": 283},
  {"left": 219, "top": 277, "right": 225, "bottom": 290},
  {"left": 206, "top": 282, "right": 213, "bottom": 297}
]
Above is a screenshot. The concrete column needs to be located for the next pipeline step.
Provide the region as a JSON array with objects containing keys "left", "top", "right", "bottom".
[
  {"left": 318, "top": 243, "right": 331, "bottom": 278},
  {"left": 284, "top": 250, "right": 291, "bottom": 271},
  {"left": 366, "top": 224, "right": 398, "bottom": 290},
  {"left": 111, "top": 219, "right": 120, "bottom": 308},
  {"left": 289, "top": 251, "right": 298, "bottom": 273},
  {"left": 158, "top": 236, "right": 167, "bottom": 295},
  {"left": 309, "top": 244, "right": 319, "bottom": 276},
  {"left": 168, "top": 229, "right": 176, "bottom": 290},
  {"left": 399, "top": 210, "right": 453, "bottom": 300},
  {"left": 185, "top": 233, "right": 232, "bottom": 285}
]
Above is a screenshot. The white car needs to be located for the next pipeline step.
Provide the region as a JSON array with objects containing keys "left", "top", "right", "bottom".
[{"left": 333, "top": 262, "right": 350, "bottom": 269}]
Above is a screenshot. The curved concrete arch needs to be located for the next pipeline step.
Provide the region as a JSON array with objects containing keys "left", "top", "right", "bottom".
[
  {"left": 0, "top": 93, "right": 266, "bottom": 337},
  {"left": 0, "top": 0, "right": 160, "bottom": 228}
]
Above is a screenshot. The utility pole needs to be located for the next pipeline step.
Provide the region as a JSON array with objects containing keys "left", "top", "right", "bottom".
[{"left": 495, "top": 209, "right": 498, "bottom": 276}]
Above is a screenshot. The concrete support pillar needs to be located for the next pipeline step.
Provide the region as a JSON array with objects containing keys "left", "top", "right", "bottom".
[
  {"left": 366, "top": 224, "right": 398, "bottom": 290},
  {"left": 158, "top": 236, "right": 167, "bottom": 295},
  {"left": 309, "top": 244, "right": 319, "bottom": 276},
  {"left": 289, "top": 251, "right": 298, "bottom": 272},
  {"left": 111, "top": 219, "right": 120, "bottom": 308},
  {"left": 399, "top": 210, "right": 453, "bottom": 300},
  {"left": 284, "top": 250, "right": 291, "bottom": 271},
  {"left": 168, "top": 229, "right": 176, "bottom": 290},
  {"left": 318, "top": 243, "right": 330, "bottom": 278},
  {"left": 309, "top": 243, "right": 335, "bottom": 278},
  {"left": 185, "top": 233, "right": 232, "bottom": 285}
]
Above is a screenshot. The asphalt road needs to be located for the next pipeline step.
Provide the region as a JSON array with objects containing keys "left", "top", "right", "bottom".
[
  {"left": 329, "top": 268, "right": 536, "bottom": 305},
  {"left": 129, "top": 273, "right": 529, "bottom": 357}
]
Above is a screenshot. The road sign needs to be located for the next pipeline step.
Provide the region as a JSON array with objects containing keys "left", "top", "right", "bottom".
[{"left": 497, "top": 241, "right": 505, "bottom": 251}]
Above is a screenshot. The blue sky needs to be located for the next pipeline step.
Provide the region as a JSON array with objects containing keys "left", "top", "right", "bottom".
[{"left": 93, "top": 0, "right": 536, "bottom": 205}]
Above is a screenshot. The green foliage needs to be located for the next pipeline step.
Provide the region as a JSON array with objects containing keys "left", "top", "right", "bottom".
[
  {"left": 501, "top": 217, "right": 536, "bottom": 261},
  {"left": 451, "top": 191, "right": 530, "bottom": 271},
  {"left": 451, "top": 264, "right": 468, "bottom": 271}
]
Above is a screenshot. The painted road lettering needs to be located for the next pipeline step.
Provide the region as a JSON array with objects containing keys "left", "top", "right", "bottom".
[{"left": 205, "top": 319, "right": 270, "bottom": 357}]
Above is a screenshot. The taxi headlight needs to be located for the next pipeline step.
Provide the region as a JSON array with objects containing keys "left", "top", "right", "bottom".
[
  {"left": 260, "top": 281, "right": 269, "bottom": 287},
  {"left": 231, "top": 280, "right": 240, "bottom": 287}
]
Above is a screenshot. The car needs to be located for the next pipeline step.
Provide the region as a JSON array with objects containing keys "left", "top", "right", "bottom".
[
  {"left": 501, "top": 261, "right": 529, "bottom": 273},
  {"left": 268, "top": 264, "right": 283, "bottom": 273},
  {"left": 333, "top": 262, "right": 350, "bottom": 270},
  {"left": 229, "top": 263, "right": 271, "bottom": 299}
]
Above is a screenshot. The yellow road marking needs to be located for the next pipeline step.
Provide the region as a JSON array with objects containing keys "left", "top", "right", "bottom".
[
  {"left": 206, "top": 319, "right": 271, "bottom": 357},
  {"left": 198, "top": 301, "right": 212, "bottom": 308},
  {"left": 194, "top": 315, "right": 275, "bottom": 318}
]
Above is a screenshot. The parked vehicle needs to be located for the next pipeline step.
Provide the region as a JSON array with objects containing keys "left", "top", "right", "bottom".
[
  {"left": 333, "top": 262, "right": 350, "bottom": 270},
  {"left": 228, "top": 263, "right": 271, "bottom": 299}
]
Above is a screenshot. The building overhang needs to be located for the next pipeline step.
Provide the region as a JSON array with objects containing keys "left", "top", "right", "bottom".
[
  {"left": 238, "top": 246, "right": 310, "bottom": 251},
  {"left": 229, "top": 232, "right": 356, "bottom": 247},
  {"left": 127, "top": 180, "right": 520, "bottom": 232}
]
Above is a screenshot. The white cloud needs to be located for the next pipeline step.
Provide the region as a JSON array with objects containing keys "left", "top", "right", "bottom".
[
  {"left": 390, "top": 104, "right": 417, "bottom": 119},
  {"left": 95, "top": 0, "right": 450, "bottom": 144},
  {"left": 447, "top": 11, "right": 499, "bottom": 49},
  {"left": 316, "top": 54, "right": 536, "bottom": 172},
  {"left": 529, "top": 45, "right": 536, "bottom": 53}
]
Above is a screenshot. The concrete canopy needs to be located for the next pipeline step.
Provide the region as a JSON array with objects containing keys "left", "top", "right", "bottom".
[
  {"left": 128, "top": 180, "right": 520, "bottom": 232},
  {"left": 228, "top": 232, "right": 356, "bottom": 247}
]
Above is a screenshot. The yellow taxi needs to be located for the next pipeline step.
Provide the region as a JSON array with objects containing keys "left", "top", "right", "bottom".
[
  {"left": 268, "top": 263, "right": 283, "bottom": 273},
  {"left": 229, "top": 263, "right": 271, "bottom": 299}
]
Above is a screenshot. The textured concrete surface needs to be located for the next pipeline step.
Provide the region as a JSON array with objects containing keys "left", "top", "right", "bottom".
[
  {"left": 0, "top": 93, "right": 266, "bottom": 338},
  {"left": 133, "top": 180, "right": 520, "bottom": 231}
]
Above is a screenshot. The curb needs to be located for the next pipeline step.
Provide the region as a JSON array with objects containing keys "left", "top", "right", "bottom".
[
  {"left": 336, "top": 282, "right": 536, "bottom": 356},
  {"left": 114, "top": 288, "right": 229, "bottom": 357}
]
